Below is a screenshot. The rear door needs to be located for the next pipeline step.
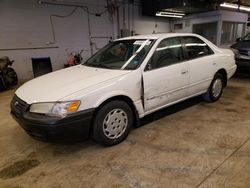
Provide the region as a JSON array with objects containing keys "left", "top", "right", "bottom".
[{"left": 182, "top": 36, "right": 217, "bottom": 96}]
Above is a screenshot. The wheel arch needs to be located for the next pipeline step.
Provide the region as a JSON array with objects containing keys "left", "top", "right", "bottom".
[
  {"left": 93, "top": 95, "right": 140, "bottom": 128},
  {"left": 216, "top": 68, "right": 227, "bottom": 87}
]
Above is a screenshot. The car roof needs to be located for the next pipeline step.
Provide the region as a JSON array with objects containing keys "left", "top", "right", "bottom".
[{"left": 115, "top": 33, "right": 202, "bottom": 41}]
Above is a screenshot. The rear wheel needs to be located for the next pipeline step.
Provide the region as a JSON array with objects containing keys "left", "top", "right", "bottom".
[
  {"left": 92, "top": 100, "right": 133, "bottom": 146},
  {"left": 203, "top": 73, "right": 224, "bottom": 102}
]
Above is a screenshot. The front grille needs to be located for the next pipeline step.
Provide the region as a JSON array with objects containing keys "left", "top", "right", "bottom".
[
  {"left": 238, "top": 49, "right": 250, "bottom": 56},
  {"left": 11, "top": 95, "right": 28, "bottom": 114}
]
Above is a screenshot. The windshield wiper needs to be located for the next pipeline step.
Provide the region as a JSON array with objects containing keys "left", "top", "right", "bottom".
[{"left": 86, "top": 63, "right": 111, "bottom": 69}]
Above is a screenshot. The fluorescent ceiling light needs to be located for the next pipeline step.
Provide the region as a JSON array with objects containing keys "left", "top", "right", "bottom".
[
  {"left": 162, "top": 9, "right": 185, "bottom": 13},
  {"left": 156, "top": 11, "right": 185, "bottom": 18},
  {"left": 220, "top": 2, "right": 238, "bottom": 9},
  {"left": 240, "top": 6, "right": 250, "bottom": 12},
  {"left": 220, "top": 2, "right": 250, "bottom": 12}
]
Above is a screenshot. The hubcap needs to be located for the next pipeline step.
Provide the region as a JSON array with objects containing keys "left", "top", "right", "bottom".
[
  {"left": 103, "top": 108, "right": 128, "bottom": 139},
  {"left": 212, "top": 78, "right": 223, "bottom": 98}
]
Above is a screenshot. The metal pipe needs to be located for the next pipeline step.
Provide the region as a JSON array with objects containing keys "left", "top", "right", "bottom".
[
  {"left": 132, "top": 0, "right": 134, "bottom": 35},
  {"left": 109, "top": 1, "right": 115, "bottom": 40},
  {"left": 123, "top": 0, "right": 126, "bottom": 30},
  {"left": 49, "top": 7, "right": 78, "bottom": 44},
  {"left": 38, "top": 0, "right": 94, "bottom": 55},
  {"left": 81, "top": 6, "right": 94, "bottom": 55},
  {"left": 117, "top": 3, "right": 120, "bottom": 38},
  {"left": 91, "top": 36, "right": 112, "bottom": 39},
  {"left": 39, "top": 0, "right": 89, "bottom": 7},
  {"left": 128, "top": 1, "right": 130, "bottom": 32},
  {"left": 0, "top": 46, "right": 59, "bottom": 51},
  {"left": 39, "top": 0, "right": 108, "bottom": 8}
]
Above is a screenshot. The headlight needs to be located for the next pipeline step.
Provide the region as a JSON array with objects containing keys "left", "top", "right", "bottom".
[
  {"left": 231, "top": 48, "right": 239, "bottom": 55},
  {"left": 29, "top": 100, "right": 81, "bottom": 117}
]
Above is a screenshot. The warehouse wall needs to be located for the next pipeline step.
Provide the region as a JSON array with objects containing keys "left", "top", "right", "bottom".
[
  {"left": 171, "top": 10, "right": 248, "bottom": 46},
  {"left": 0, "top": 0, "right": 170, "bottom": 81}
]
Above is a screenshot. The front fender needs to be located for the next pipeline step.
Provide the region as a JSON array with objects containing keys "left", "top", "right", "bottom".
[
  {"left": 93, "top": 91, "right": 133, "bottom": 108},
  {"left": 61, "top": 69, "right": 144, "bottom": 116}
]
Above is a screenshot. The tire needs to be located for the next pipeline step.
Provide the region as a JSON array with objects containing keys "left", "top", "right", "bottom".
[
  {"left": 6, "top": 67, "right": 18, "bottom": 86},
  {"left": 203, "top": 73, "right": 224, "bottom": 102},
  {"left": 92, "top": 100, "right": 133, "bottom": 146},
  {"left": 0, "top": 72, "right": 7, "bottom": 91}
]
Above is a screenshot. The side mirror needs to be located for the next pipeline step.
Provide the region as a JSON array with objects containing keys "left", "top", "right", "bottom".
[
  {"left": 145, "top": 59, "right": 153, "bottom": 71},
  {"left": 236, "top": 37, "right": 242, "bottom": 42}
]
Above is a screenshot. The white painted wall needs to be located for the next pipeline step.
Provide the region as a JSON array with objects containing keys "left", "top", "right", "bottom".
[
  {"left": 0, "top": 0, "right": 170, "bottom": 81},
  {"left": 129, "top": 5, "right": 170, "bottom": 35},
  {"left": 171, "top": 11, "right": 221, "bottom": 33}
]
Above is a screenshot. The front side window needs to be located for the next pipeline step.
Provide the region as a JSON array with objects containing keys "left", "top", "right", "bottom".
[
  {"left": 183, "top": 36, "right": 213, "bottom": 60},
  {"left": 83, "top": 39, "right": 154, "bottom": 70},
  {"left": 146, "top": 37, "right": 183, "bottom": 70}
]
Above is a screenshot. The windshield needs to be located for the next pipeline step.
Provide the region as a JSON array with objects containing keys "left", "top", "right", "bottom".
[
  {"left": 242, "top": 33, "right": 250, "bottom": 41},
  {"left": 83, "top": 39, "right": 154, "bottom": 70}
]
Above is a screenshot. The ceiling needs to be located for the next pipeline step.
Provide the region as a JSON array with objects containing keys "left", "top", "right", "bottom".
[
  {"left": 225, "top": 0, "right": 250, "bottom": 6},
  {"left": 141, "top": 0, "right": 250, "bottom": 17}
]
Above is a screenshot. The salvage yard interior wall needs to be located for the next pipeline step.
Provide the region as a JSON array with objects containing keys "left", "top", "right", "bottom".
[
  {"left": 0, "top": 0, "right": 170, "bottom": 81},
  {"left": 171, "top": 10, "right": 248, "bottom": 47}
]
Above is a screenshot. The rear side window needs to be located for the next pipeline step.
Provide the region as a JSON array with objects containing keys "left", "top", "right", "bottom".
[{"left": 183, "top": 36, "right": 214, "bottom": 60}]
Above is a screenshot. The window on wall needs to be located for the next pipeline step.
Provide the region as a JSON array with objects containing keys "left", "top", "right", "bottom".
[
  {"left": 221, "top": 22, "right": 245, "bottom": 45},
  {"left": 193, "top": 22, "right": 218, "bottom": 44},
  {"left": 174, "top": 23, "right": 183, "bottom": 30}
]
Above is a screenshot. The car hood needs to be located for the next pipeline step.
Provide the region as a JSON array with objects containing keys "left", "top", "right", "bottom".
[
  {"left": 16, "top": 65, "right": 130, "bottom": 104},
  {"left": 231, "top": 41, "right": 250, "bottom": 50}
]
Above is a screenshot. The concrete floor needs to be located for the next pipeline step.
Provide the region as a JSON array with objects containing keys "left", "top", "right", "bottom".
[{"left": 0, "top": 76, "right": 250, "bottom": 188}]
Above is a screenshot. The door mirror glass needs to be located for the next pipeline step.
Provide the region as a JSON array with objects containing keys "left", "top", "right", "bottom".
[{"left": 236, "top": 37, "right": 242, "bottom": 42}]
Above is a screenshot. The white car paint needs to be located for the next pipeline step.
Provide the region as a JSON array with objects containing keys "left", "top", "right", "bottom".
[
  {"left": 16, "top": 65, "right": 131, "bottom": 103},
  {"left": 15, "top": 33, "right": 236, "bottom": 119},
  {"left": 143, "top": 62, "right": 189, "bottom": 112}
]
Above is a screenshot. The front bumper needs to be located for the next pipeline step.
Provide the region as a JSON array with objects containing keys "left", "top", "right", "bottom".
[
  {"left": 10, "top": 95, "right": 95, "bottom": 141},
  {"left": 227, "top": 65, "right": 237, "bottom": 79},
  {"left": 235, "top": 58, "right": 250, "bottom": 72}
]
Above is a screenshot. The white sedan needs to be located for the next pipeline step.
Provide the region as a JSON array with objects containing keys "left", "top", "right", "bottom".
[{"left": 11, "top": 33, "right": 236, "bottom": 145}]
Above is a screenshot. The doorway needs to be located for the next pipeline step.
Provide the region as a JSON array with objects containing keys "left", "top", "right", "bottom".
[{"left": 193, "top": 22, "right": 218, "bottom": 44}]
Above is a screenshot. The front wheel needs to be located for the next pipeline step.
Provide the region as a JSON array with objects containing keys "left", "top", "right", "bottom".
[
  {"left": 203, "top": 73, "right": 224, "bottom": 102},
  {"left": 92, "top": 100, "right": 133, "bottom": 146}
]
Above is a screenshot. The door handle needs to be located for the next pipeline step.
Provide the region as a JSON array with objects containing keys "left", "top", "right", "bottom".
[{"left": 181, "top": 70, "right": 188, "bottom": 74}]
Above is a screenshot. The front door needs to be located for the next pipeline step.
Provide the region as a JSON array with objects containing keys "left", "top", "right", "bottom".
[{"left": 142, "top": 37, "right": 189, "bottom": 114}]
